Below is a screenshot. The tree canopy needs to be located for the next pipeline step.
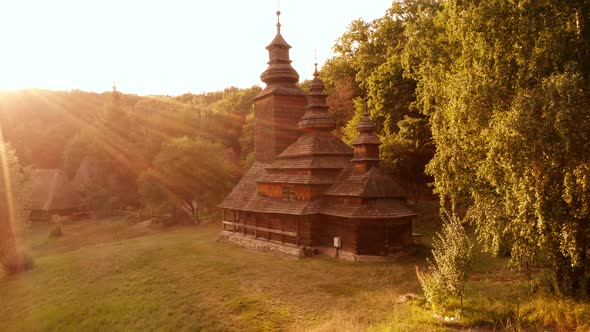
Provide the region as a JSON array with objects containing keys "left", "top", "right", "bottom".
[
  {"left": 405, "top": 0, "right": 590, "bottom": 295},
  {"left": 322, "top": 1, "right": 438, "bottom": 185},
  {"left": 139, "top": 137, "right": 237, "bottom": 223}
]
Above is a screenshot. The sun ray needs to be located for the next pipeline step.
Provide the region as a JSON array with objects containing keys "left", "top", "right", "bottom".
[{"left": 0, "top": 125, "right": 20, "bottom": 264}]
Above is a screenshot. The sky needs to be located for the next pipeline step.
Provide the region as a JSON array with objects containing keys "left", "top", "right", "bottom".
[{"left": 0, "top": 0, "right": 394, "bottom": 96}]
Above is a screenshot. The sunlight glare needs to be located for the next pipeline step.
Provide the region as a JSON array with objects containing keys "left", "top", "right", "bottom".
[{"left": 0, "top": 126, "right": 19, "bottom": 258}]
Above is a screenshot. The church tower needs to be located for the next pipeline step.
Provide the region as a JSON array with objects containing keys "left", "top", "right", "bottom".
[
  {"left": 351, "top": 102, "right": 381, "bottom": 172},
  {"left": 253, "top": 11, "right": 307, "bottom": 163},
  {"left": 219, "top": 9, "right": 416, "bottom": 262}
]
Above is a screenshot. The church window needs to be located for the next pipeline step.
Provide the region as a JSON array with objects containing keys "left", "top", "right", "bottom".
[{"left": 282, "top": 185, "right": 295, "bottom": 201}]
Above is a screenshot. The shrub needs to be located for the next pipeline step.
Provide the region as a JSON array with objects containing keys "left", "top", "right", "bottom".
[
  {"left": 417, "top": 211, "right": 473, "bottom": 313},
  {"left": 416, "top": 265, "right": 448, "bottom": 315},
  {"left": 49, "top": 215, "right": 64, "bottom": 237}
]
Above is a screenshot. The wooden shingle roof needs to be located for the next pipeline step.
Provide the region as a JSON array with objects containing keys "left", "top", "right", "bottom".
[
  {"left": 278, "top": 133, "right": 352, "bottom": 159},
  {"left": 323, "top": 167, "right": 407, "bottom": 198},
  {"left": 218, "top": 163, "right": 322, "bottom": 215},
  {"left": 266, "top": 157, "right": 351, "bottom": 170},
  {"left": 237, "top": 195, "right": 321, "bottom": 215},
  {"left": 320, "top": 199, "right": 416, "bottom": 219},
  {"left": 297, "top": 64, "right": 337, "bottom": 131},
  {"left": 219, "top": 162, "right": 268, "bottom": 211}
]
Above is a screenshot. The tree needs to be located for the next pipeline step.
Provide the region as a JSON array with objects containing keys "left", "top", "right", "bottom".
[
  {"left": 0, "top": 141, "right": 33, "bottom": 274},
  {"left": 323, "top": 0, "right": 439, "bottom": 183},
  {"left": 0, "top": 89, "right": 106, "bottom": 168},
  {"left": 137, "top": 168, "right": 180, "bottom": 222},
  {"left": 405, "top": 0, "right": 590, "bottom": 296},
  {"left": 239, "top": 110, "right": 256, "bottom": 169},
  {"left": 63, "top": 86, "right": 149, "bottom": 214},
  {"left": 139, "top": 137, "right": 237, "bottom": 223},
  {"left": 206, "top": 86, "right": 261, "bottom": 157}
]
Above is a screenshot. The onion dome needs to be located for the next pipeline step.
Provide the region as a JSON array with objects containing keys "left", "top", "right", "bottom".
[
  {"left": 260, "top": 11, "right": 300, "bottom": 85},
  {"left": 351, "top": 101, "right": 381, "bottom": 171},
  {"left": 297, "top": 64, "right": 337, "bottom": 131}
]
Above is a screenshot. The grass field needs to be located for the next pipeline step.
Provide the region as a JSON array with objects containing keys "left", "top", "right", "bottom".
[{"left": 1, "top": 203, "right": 589, "bottom": 331}]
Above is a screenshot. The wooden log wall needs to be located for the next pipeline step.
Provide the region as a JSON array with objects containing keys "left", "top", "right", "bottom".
[{"left": 223, "top": 210, "right": 306, "bottom": 246}]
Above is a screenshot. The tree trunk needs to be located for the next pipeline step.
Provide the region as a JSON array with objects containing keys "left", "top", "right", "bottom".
[{"left": 181, "top": 200, "right": 198, "bottom": 225}]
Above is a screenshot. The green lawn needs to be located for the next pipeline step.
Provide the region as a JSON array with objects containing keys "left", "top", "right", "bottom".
[{"left": 1, "top": 209, "right": 589, "bottom": 331}]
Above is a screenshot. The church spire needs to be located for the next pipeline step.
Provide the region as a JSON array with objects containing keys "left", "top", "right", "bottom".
[
  {"left": 298, "top": 63, "right": 337, "bottom": 132},
  {"left": 351, "top": 101, "right": 381, "bottom": 172},
  {"left": 259, "top": 10, "right": 299, "bottom": 86},
  {"left": 253, "top": 9, "right": 307, "bottom": 163}
]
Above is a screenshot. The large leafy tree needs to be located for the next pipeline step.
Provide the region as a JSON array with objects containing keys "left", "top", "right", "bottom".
[
  {"left": 139, "top": 137, "right": 237, "bottom": 223},
  {"left": 405, "top": 0, "right": 590, "bottom": 295}
]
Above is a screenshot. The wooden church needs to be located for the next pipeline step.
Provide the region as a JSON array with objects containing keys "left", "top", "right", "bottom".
[{"left": 218, "top": 12, "right": 416, "bottom": 261}]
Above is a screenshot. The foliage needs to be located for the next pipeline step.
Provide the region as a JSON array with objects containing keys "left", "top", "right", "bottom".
[
  {"left": 202, "top": 86, "right": 261, "bottom": 158},
  {"left": 61, "top": 87, "right": 147, "bottom": 214},
  {"left": 238, "top": 109, "right": 255, "bottom": 166},
  {"left": 138, "top": 137, "right": 237, "bottom": 224},
  {"left": 417, "top": 212, "right": 473, "bottom": 313},
  {"left": 137, "top": 169, "right": 184, "bottom": 224},
  {"left": 404, "top": 0, "right": 590, "bottom": 296},
  {"left": 55, "top": 85, "right": 260, "bottom": 217},
  {"left": 341, "top": 97, "right": 367, "bottom": 145},
  {"left": 415, "top": 264, "right": 448, "bottom": 314},
  {"left": 0, "top": 89, "right": 107, "bottom": 168},
  {"left": 380, "top": 116, "right": 434, "bottom": 184},
  {"left": 0, "top": 141, "right": 33, "bottom": 274},
  {"left": 0, "top": 83, "right": 259, "bottom": 221},
  {"left": 324, "top": 0, "right": 439, "bottom": 181},
  {"left": 432, "top": 213, "right": 473, "bottom": 309}
]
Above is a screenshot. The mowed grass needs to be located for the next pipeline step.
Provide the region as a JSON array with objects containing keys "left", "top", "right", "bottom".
[
  {"left": 1, "top": 206, "right": 590, "bottom": 331},
  {"left": 1, "top": 219, "right": 427, "bottom": 332}
]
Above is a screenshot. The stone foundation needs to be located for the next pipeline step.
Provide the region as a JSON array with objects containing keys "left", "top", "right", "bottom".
[
  {"left": 218, "top": 231, "right": 305, "bottom": 258},
  {"left": 218, "top": 231, "right": 415, "bottom": 262}
]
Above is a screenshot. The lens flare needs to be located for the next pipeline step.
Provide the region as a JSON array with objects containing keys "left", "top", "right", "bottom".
[{"left": 0, "top": 125, "right": 20, "bottom": 265}]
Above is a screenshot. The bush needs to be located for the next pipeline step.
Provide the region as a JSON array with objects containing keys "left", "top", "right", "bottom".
[
  {"left": 417, "top": 212, "right": 473, "bottom": 313},
  {"left": 49, "top": 215, "right": 64, "bottom": 237},
  {"left": 528, "top": 272, "right": 556, "bottom": 296},
  {"left": 416, "top": 265, "right": 449, "bottom": 315}
]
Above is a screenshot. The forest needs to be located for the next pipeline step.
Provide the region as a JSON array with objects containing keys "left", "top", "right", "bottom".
[
  {"left": 0, "top": 86, "right": 258, "bottom": 219},
  {"left": 1, "top": 0, "right": 590, "bottom": 330}
]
